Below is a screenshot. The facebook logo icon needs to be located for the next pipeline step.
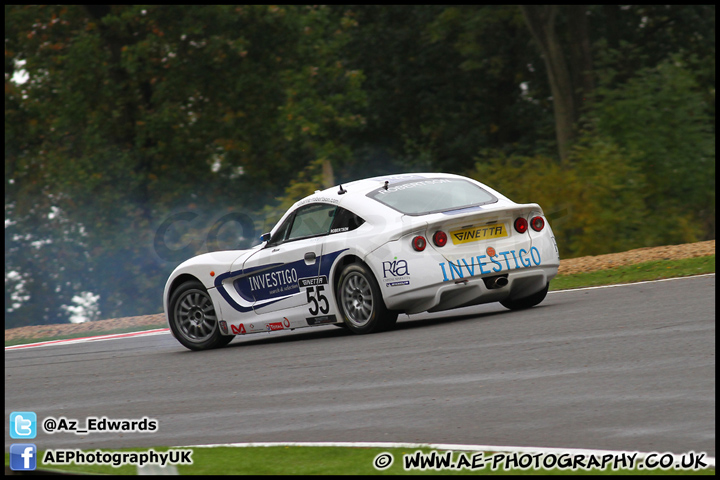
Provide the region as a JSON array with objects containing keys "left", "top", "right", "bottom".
[
  {"left": 10, "top": 411, "right": 37, "bottom": 439},
  {"left": 10, "top": 444, "right": 37, "bottom": 471}
]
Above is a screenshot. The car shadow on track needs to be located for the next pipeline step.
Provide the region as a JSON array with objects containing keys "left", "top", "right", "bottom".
[{"left": 216, "top": 304, "right": 527, "bottom": 350}]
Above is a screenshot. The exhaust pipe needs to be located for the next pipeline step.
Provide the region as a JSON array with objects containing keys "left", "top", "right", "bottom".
[
  {"left": 484, "top": 275, "right": 509, "bottom": 290},
  {"left": 492, "top": 276, "right": 509, "bottom": 288}
]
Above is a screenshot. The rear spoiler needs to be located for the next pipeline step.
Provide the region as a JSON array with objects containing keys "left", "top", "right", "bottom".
[{"left": 420, "top": 203, "right": 545, "bottom": 233}]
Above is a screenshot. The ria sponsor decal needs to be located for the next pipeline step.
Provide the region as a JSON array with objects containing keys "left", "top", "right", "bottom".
[
  {"left": 383, "top": 259, "right": 408, "bottom": 277},
  {"left": 266, "top": 322, "right": 285, "bottom": 331},
  {"left": 383, "top": 258, "right": 411, "bottom": 287},
  {"left": 439, "top": 246, "right": 542, "bottom": 281}
]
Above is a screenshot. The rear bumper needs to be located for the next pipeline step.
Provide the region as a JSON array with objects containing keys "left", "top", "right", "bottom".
[
  {"left": 366, "top": 224, "right": 559, "bottom": 314},
  {"left": 384, "top": 264, "right": 557, "bottom": 314}
]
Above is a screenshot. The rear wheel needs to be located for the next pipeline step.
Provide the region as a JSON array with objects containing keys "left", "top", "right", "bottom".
[
  {"left": 500, "top": 283, "right": 549, "bottom": 310},
  {"left": 336, "top": 263, "right": 397, "bottom": 334},
  {"left": 169, "top": 280, "right": 234, "bottom": 350}
]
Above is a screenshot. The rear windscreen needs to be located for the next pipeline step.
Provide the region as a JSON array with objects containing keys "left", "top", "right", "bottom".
[{"left": 367, "top": 178, "right": 497, "bottom": 215}]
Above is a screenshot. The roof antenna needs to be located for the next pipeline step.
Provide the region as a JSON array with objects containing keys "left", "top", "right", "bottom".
[
  {"left": 384, "top": 181, "right": 389, "bottom": 190},
  {"left": 338, "top": 184, "right": 347, "bottom": 195}
]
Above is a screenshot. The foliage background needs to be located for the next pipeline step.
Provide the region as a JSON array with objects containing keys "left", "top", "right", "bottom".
[{"left": 5, "top": 5, "right": 715, "bottom": 327}]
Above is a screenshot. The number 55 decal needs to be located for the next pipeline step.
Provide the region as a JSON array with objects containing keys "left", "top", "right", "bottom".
[{"left": 307, "top": 286, "right": 329, "bottom": 315}]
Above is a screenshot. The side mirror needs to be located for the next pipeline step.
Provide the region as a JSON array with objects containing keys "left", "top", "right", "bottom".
[{"left": 260, "top": 232, "right": 271, "bottom": 243}]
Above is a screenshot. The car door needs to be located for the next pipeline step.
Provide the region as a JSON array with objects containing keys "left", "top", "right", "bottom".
[{"left": 240, "top": 202, "right": 337, "bottom": 315}]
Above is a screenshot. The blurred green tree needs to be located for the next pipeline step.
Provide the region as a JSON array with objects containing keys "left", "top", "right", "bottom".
[
  {"left": 334, "top": 5, "right": 555, "bottom": 178},
  {"left": 589, "top": 56, "right": 715, "bottom": 244},
  {"left": 5, "top": 5, "right": 715, "bottom": 327},
  {"left": 5, "top": 5, "right": 365, "bottom": 326}
]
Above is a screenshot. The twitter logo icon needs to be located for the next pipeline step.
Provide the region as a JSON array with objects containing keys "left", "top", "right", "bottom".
[{"left": 10, "top": 412, "right": 37, "bottom": 439}]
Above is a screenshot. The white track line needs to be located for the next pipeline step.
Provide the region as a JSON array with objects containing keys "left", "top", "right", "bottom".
[
  {"left": 180, "top": 441, "right": 715, "bottom": 468},
  {"left": 549, "top": 273, "right": 714, "bottom": 293},
  {"left": 4, "top": 328, "right": 169, "bottom": 350}
]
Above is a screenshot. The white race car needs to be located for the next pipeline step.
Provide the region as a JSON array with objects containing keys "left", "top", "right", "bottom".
[{"left": 163, "top": 173, "right": 559, "bottom": 350}]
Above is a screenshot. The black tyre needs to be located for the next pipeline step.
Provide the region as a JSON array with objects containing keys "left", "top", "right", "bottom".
[
  {"left": 168, "top": 280, "right": 234, "bottom": 350},
  {"left": 500, "top": 283, "right": 549, "bottom": 311},
  {"left": 336, "top": 263, "right": 397, "bottom": 334}
]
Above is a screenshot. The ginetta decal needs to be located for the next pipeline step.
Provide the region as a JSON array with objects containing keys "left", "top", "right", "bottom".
[
  {"left": 298, "top": 276, "right": 328, "bottom": 288},
  {"left": 450, "top": 224, "right": 507, "bottom": 245}
]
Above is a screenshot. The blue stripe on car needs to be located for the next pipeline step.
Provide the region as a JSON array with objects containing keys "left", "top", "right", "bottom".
[{"left": 215, "top": 249, "right": 348, "bottom": 313}]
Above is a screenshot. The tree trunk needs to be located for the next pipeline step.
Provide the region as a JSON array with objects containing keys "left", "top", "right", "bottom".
[
  {"left": 567, "top": 6, "right": 595, "bottom": 118},
  {"left": 520, "top": 5, "right": 576, "bottom": 164}
]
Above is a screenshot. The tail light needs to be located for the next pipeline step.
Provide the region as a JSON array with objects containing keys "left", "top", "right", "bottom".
[
  {"left": 514, "top": 217, "right": 528, "bottom": 234},
  {"left": 530, "top": 216, "right": 545, "bottom": 232},
  {"left": 432, "top": 231, "right": 447, "bottom": 247},
  {"left": 412, "top": 235, "right": 427, "bottom": 251}
]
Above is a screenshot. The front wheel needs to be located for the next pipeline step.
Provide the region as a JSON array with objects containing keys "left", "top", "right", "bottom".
[
  {"left": 336, "top": 263, "right": 397, "bottom": 334},
  {"left": 500, "top": 283, "right": 549, "bottom": 310},
  {"left": 168, "top": 280, "right": 234, "bottom": 351}
]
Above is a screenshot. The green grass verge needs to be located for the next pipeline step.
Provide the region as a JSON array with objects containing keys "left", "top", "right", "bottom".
[
  {"left": 550, "top": 255, "right": 714, "bottom": 291},
  {"left": 5, "top": 447, "right": 715, "bottom": 475}
]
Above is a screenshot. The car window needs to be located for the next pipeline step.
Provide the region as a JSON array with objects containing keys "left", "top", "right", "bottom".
[
  {"left": 329, "top": 207, "right": 365, "bottom": 234},
  {"left": 286, "top": 203, "right": 337, "bottom": 241},
  {"left": 266, "top": 215, "right": 293, "bottom": 247},
  {"left": 366, "top": 178, "right": 497, "bottom": 215}
]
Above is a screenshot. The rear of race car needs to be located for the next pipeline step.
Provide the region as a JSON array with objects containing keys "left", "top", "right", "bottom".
[{"left": 361, "top": 175, "right": 559, "bottom": 314}]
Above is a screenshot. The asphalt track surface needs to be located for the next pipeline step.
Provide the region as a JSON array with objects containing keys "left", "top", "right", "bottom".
[{"left": 5, "top": 275, "right": 715, "bottom": 457}]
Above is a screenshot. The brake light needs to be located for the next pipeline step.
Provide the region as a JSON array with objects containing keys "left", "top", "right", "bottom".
[
  {"left": 514, "top": 217, "right": 528, "bottom": 234},
  {"left": 530, "top": 216, "right": 545, "bottom": 232},
  {"left": 432, "top": 231, "right": 447, "bottom": 247},
  {"left": 412, "top": 235, "right": 427, "bottom": 251}
]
